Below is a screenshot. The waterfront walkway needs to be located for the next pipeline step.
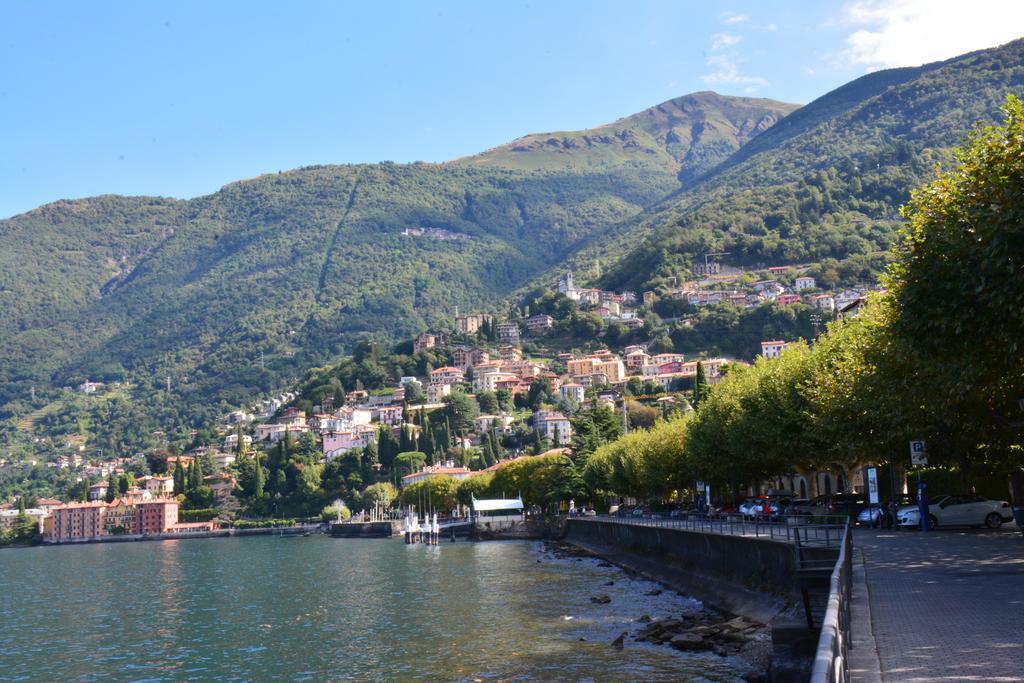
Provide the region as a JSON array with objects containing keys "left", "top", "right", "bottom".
[
  {"left": 584, "top": 514, "right": 847, "bottom": 547},
  {"left": 855, "top": 528, "right": 1024, "bottom": 682}
]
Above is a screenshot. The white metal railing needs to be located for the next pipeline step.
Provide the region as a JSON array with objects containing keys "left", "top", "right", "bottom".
[
  {"left": 810, "top": 520, "right": 853, "bottom": 683},
  {"left": 578, "top": 513, "right": 848, "bottom": 547}
]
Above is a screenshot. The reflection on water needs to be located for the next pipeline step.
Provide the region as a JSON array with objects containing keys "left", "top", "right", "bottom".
[{"left": 0, "top": 537, "right": 747, "bottom": 681}]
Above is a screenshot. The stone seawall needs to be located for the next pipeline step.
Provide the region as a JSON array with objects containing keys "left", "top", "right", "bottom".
[
  {"left": 563, "top": 519, "right": 829, "bottom": 623},
  {"left": 330, "top": 521, "right": 401, "bottom": 538}
]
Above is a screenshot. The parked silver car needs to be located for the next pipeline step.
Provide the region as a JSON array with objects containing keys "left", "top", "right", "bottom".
[
  {"left": 857, "top": 495, "right": 913, "bottom": 528},
  {"left": 897, "top": 495, "right": 1013, "bottom": 529}
]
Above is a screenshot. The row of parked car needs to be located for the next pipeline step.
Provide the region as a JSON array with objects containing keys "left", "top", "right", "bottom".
[
  {"left": 608, "top": 492, "right": 1016, "bottom": 531},
  {"left": 737, "top": 492, "right": 1015, "bottom": 530},
  {"left": 737, "top": 494, "right": 853, "bottom": 519}
]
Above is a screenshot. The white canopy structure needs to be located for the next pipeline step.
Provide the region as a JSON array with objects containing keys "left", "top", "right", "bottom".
[{"left": 471, "top": 495, "right": 524, "bottom": 513}]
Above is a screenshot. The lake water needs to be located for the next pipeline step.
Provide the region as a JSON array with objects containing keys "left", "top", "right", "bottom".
[{"left": 0, "top": 537, "right": 748, "bottom": 681}]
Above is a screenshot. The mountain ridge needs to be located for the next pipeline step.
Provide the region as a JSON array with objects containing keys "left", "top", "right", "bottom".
[
  {"left": 454, "top": 91, "right": 800, "bottom": 181},
  {"left": 3, "top": 37, "right": 1024, "bottom": 455}
]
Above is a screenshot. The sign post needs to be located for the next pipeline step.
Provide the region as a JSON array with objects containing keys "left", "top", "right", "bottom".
[
  {"left": 910, "top": 440, "right": 929, "bottom": 532},
  {"left": 867, "top": 467, "right": 879, "bottom": 505},
  {"left": 917, "top": 479, "right": 929, "bottom": 531}
]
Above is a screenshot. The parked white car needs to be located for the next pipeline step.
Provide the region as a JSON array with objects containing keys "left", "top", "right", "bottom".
[
  {"left": 896, "top": 495, "right": 1013, "bottom": 529},
  {"left": 739, "top": 498, "right": 767, "bottom": 519}
]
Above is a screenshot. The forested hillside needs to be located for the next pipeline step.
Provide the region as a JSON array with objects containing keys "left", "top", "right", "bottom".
[
  {"left": 594, "top": 39, "right": 1024, "bottom": 293},
  {"left": 0, "top": 92, "right": 800, "bottom": 454},
  {"left": 3, "top": 37, "right": 1024, "bottom": 459}
]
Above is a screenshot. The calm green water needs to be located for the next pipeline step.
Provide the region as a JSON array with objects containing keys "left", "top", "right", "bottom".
[{"left": 0, "top": 537, "right": 747, "bottom": 682}]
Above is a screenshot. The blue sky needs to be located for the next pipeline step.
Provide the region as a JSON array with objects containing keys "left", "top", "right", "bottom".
[{"left": 2, "top": 0, "right": 1022, "bottom": 218}]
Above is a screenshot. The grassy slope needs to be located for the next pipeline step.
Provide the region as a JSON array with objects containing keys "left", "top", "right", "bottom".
[{"left": 455, "top": 91, "right": 800, "bottom": 181}]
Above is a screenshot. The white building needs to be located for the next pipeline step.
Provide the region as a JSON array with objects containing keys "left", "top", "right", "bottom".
[
  {"left": 536, "top": 412, "right": 572, "bottom": 443},
  {"left": 559, "top": 383, "right": 586, "bottom": 404},
  {"left": 794, "top": 276, "right": 816, "bottom": 291},
  {"left": 761, "top": 340, "right": 788, "bottom": 358}
]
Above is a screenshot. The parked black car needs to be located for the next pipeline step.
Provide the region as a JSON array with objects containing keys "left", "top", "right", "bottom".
[{"left": 810, "top": 493, "right": 869, "bottom": 518}]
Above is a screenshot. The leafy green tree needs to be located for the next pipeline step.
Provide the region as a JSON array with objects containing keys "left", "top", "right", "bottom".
[
  {"left": 377, "top": 426, "right": 401, "bottom": 470},
  {"left": 523, "top": 378, "right": 553, "bottom": 410},
  {"left": 477, "top": 391, "right": 499, "bottom": 415},
  {"left": 440, "top": 390, "right": 479, "bottom": 434},
  {"left": 884, "top": 95, "right": 1024, "bottom": 476},
  {"left": 400, "top": 476, "right": 460, "bottom": 512},
  {"left": 362, "top": 482, "right": 398, "bottom": 510},
  {"left": 146, "top": 449, "right": 169, "bottom": 474},
  {"left": 394, "top": 451, "right": 427, "bottom": 478},
  {"left": 105, "top": 473, "right": 118, "bottom": 503},
  {"left": 570, "top": 403, "right": 623, "bottom": 466},
  {"left": 456, "top": 473, "right": 494, "bottom": 506},
  {"left": 495, "top": 389, "right": 514, "bottom": 413},
  {"left": 586, "top": 416, "right": 692, "bottom": 500},
  {"left": 626, "top": 401, "right": 660, "bottom": 430}
]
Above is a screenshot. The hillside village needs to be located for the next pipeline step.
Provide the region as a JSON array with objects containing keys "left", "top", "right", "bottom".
[{"left": 1, "top": 261, "right": 878, "bottom": 542}]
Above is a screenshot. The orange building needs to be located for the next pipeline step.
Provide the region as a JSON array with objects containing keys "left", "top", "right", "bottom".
[
  {"left": 48, "top": 498, "right": 181, "bottom": 540},
  {"left": 49, "top": 501, "right": 107, "bottom": 540},
  {"left": 135, "top": 499, "right": 178, "bottom": 535}
]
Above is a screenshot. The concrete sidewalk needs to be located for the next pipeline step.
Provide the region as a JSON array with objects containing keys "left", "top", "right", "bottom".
[{"left": 855, "top": 527, "right": 1024, "bottom": 682}]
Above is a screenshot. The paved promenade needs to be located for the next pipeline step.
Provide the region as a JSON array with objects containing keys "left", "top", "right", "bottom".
[{"left": 855, "top": 528, "right": 1024, "bottom": 682}]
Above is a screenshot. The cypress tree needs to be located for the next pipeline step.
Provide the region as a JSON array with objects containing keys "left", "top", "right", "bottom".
[
  {"left": 17, "top": 496, "right": 25, "bottom": 514},
  {"left": 489, "top": 429, "right": 501, "bottom": 461},
  {"left": 553, "top": 425, "right": 561, "bottom": 448},
  {"left": 173, "top": 459, "right": 185, "bottom": 495},
  {"left": 378, "top": 426, "right": 400, "bottom": 470},
  {"left": 192, "top": 455, "right": 203, "bottom": 490},
  {"left": 693, "top": 361, "right": 709, "bottom": 409},
  {"left": 425, "top": 428, "right": 437, "bottom": 465},
  {"left": 253, "top": 452, "right": 265, "bottom": 499},
  {"left": 105, "top": 472, "right": 118, "bottom": 503}
]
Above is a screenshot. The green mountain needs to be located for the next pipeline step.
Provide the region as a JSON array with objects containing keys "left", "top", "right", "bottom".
[
  {"left": 594, "top": 39, "right": 1024, "bottom": 292},
  {"left": 458, "top": 91, "right": 800, "bottom": 181},
  {"left": 3, "top": 36, "right": 1024, "bottom": 457},
  {"left": 0, "top": 93, "right": 796, "bottom": 449}
]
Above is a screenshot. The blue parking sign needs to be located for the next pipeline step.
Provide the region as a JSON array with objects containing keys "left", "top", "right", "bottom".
[{"left": 910, "top": 440, "right": 928, "bottom": 466}]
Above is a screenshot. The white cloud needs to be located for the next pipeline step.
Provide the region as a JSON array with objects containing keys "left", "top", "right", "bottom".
[
  {"left": 702, "top": 50, "right": 769, "bottom": 89},
  {"left": 724, "top": 13, "right": 750, "bottom": 24},
  {"left": 839, "top": 0, "right": 1024, "bottom": 70},
  {"left": 702, "top": 30, "right": 768, "bottom": 90},
  {"left": 711, "top": 32, "right": 743, "bottom": 49}
]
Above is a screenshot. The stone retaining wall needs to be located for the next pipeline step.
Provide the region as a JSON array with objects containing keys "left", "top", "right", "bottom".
[{"left": 563, "top": 519, "right": 833, "bottom": 622}]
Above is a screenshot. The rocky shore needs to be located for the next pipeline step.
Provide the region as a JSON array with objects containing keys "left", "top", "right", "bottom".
[{"left": 542, "top": 541, "right": 771, "bottom": 681}]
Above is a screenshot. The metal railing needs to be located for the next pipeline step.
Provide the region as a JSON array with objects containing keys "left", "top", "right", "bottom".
[
  {"left": 576, "top": 513, "right": 848, "bottom": 547},
  {"left": 810, "top": 519, "right": 853, "bottom": 683}
]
